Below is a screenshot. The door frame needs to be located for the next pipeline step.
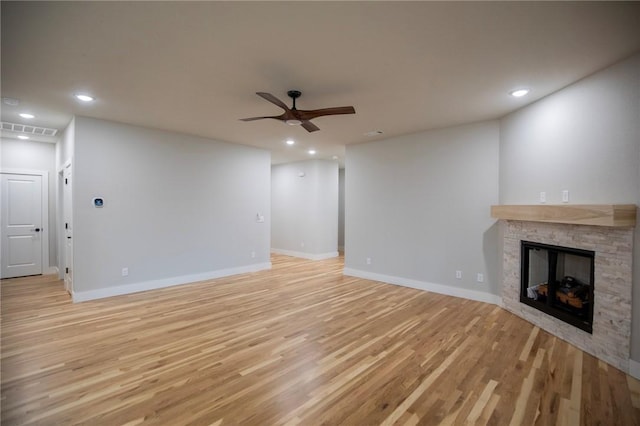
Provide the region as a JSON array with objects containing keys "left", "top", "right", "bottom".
[
  {"left": 0, "top": 168, "right": 50, "bottom": 277},
  {"left": 57, "top": 160, "right": 73, "bottom": 293}
]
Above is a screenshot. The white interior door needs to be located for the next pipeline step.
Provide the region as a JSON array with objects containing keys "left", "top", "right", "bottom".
[
  {"left": 1, "top": 173, "right": 43, "bottom": 278},
  {"left": 63, "top": 166, "right": 73, "bottom": 292}
]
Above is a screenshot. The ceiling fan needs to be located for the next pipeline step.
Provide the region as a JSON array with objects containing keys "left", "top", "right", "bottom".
[{"left": 240, "top": 90, "right": 356, "bottom": 132}]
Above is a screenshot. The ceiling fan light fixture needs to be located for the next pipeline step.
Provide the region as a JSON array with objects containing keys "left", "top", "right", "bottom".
[
  {"left": 285, "top": 119, "right": 302, "bottom": 126},
  {"left": 286, "top": 139, "right": 295, "bottom": 145}
]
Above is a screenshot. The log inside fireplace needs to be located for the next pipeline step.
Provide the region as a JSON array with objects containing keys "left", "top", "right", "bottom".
[{"left": 520, "top": 241, "right": 595, "bottom": 333}]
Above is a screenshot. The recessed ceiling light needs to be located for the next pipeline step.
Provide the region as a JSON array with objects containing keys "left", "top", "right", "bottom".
[
  {"left": 19, "top": 113, "right": 35, "bottom": 119},
  {"left": 308, "top": 149, "right": 316, "bottom": 155},
  {"left": 286, "top": 139, "right": 295, "bottom": 145},
  {"left": 3, "top": 97, "right": 20, "bottom": 106},
  {"left": 75, "top": 94, "right": 95, "bottom": 102},
  {"left": 17, "top": 135, "right": 29, "bottom": 140},
  {"left": 510, "top": 89, "right": 530, "bottom": 98},
  {"left": 364, "top": 130, "right": 383, "bottom": 137}
]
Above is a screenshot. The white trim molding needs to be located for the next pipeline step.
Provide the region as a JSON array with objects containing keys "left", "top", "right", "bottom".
[
  {"left": 72, "top": 262, "right": 272, "bottom": 302},
  {"left": 57, "top": 158, "right": 73, "bottom": 174},
  {"left": 271, "top": 248, "right": 339, "bottom": 261},
  {"left": 0, "top": 167, "right": 48, "bottom": 176},
  {"left": 343, "top": 267, "right": 502, "bottom": 305},
  {"left": 629, "top": 359, "right": 640, "bottom": 379}
]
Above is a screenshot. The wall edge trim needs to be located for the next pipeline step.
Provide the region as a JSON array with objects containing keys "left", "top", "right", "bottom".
[
  {"left": 343, "top": 267, "right": 501, "bottom": 305},
  {"left": 72, "top": 262, "right": 272, "bottom": 302},
  {"left": 271, "top": 248, "right": 339, "bottom": 261},
  {"left": 629, "top": 359, "right": 640, "bottom": 379}
]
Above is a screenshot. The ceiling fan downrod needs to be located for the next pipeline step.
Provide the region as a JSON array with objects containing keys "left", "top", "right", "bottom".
[{"left": 287, "top": 90, "right": 302, "bottom": 110}]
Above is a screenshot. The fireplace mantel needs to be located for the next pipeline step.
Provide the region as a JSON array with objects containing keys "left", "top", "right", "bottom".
[{"left": 491, "top": 204, "right": 636, "bottom": 228}]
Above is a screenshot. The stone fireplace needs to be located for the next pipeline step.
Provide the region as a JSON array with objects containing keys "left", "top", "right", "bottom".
[{"left": 492, "top": 204, "right": 636, "bottom": 372}]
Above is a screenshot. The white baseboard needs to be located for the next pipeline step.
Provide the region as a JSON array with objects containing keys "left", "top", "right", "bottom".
[
  {"left": 271, "top": 248, "right": 339, "bottom": 261},
  {"left": 45, "top": 266, "right": 59, "bottom": 275},
  {"left": 629, "top": 359, "right": 640, "bottom": 379},
  {"left": 343, "top": 268, "right": 502, "bottom": 305},
  {"left": 72, "top": 262, "right": 272, "bottom": 303}
]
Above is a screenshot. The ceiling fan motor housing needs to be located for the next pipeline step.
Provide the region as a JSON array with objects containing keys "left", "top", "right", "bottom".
[
  {"left": 287, "top": 90, "right": 302, "bottom": 100},
  {"left": 287, "top": 90, "right": 302, "bottom": 110}
]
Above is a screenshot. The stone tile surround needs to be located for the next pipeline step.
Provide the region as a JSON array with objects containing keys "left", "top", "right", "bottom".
[{"left": 501, "top": 220, "right": 633, "bottom": 372}]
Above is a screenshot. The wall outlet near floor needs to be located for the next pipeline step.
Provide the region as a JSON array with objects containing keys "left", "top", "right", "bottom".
[
  {"left": 251, "top": 251, "right": 256, "bottom": 259},
  {"left": 562, "top": 190, "right": 569, "bottom": 203},
  {"left": 122, "top": 267, "right": 129, "bottom": 277},
  {"left": 366, "top": 257, "right": 372, "bottom": 265},
  {"left": 476, "top": 273, "right": 484, "bottom": 283},
  {"left": 539, "top": 192, "right": 546, "bottom": 203},
  {"left": 300, "top": 242, "right": 305, "bottom": 248},
  {"left": 455, "top": 270, "right": 462, "bottom": 279}
]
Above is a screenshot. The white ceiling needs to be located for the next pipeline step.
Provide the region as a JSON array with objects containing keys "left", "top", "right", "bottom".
[{"left": 2, "top": 2, "right": 639, "bottom": 164}]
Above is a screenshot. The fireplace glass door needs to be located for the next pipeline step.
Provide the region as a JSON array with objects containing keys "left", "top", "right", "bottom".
[{"left": 521, "top": 241, "right": 595, "bottom": 333}]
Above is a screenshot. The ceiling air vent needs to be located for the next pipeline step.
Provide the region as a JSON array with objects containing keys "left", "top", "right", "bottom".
[{"left": 1, "top": 121, "right": 58, "bottom": 136}]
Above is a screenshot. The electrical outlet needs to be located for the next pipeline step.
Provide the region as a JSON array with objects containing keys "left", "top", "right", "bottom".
[
  {"left": 122, "top": 267, "right": 128, "bottom": 277},
  {"left": 539, "top": 192, "right": 546, "bottom": 203},
  {"left": 562, "top": 190, "right": 569, "bottom": 203},
  {"left": 455, "top": 270, "right": 462, "bottom": 279},
  {"left": 251, "top": 251, "right": 256, "bottom": 258},
  {"left": 300, "top": 242, "right": 305, "bottom": 248},
  {"left": 476, "top": 273, "right": 484, "bottom": 283},
  {"left": 366, "top": 257, "right": 372, "bottom": 265}
]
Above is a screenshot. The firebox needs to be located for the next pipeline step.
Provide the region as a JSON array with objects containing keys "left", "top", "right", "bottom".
[{"left": 520, "top": 241, "right": 595, "bottom": 333}]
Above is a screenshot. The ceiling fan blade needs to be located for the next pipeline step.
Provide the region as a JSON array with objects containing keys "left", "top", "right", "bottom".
[
  {"left": 301, "top": 121, "right": 320, "bottom": 132},
  {"left": 256, "top": 92, "right": 291, "bottom": 111},
  {"left": 298, "top": 106, "right": 355, "bottom": 121},
  {"left": 239, "top": 115, "right": 282, "bottom": 122},
  {"left": 242, "top": 92, "right": 355, "bottom": 131}
]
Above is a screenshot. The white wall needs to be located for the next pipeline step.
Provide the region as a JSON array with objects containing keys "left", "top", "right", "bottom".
[
  {"left": 338, "top": 168, "right": 345, "bottom": 251},
  {"left": 344, "top": 121, "right": 500, "bottom": 302},
  {"left": 71, "top": 116, "right": 271, "bottom": 299},
  {"left": 56, "top": 117, "right": 75, "bottom": 171},
  {"left": 1, "top": 138, "right": 57, "bottom": 268},
  {"left": 500, "top": 54, "right": 640, "bottom": 204},
  {"left": 500, "top": 53, "right": 640, "bottom": 360},
  {"left": 271, "top": 160, "right": 339, "bottom": 259}
]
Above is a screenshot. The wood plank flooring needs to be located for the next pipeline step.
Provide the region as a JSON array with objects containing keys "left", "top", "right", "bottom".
[{"left": 2, "top": 254, "right": 640, "bottom": 425}]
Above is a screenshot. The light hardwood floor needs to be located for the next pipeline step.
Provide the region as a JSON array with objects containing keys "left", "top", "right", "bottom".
[{"left": 2, "top": 254, "right": 640, "bottom": 425}]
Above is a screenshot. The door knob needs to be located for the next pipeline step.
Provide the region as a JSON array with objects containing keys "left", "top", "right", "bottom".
[{"left": 34, "top": 228, "right": 41, "bottom": 232}]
